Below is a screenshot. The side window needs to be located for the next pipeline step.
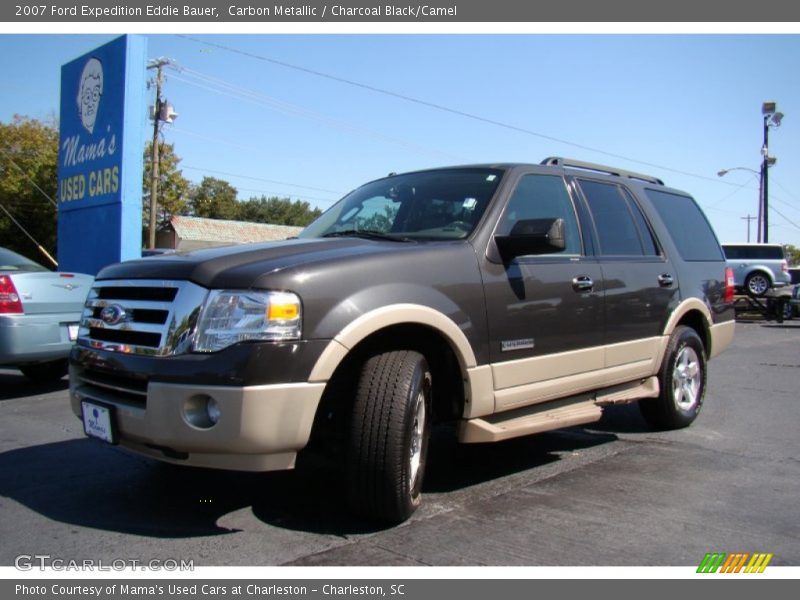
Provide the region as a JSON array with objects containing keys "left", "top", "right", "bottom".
[
  {"left": 622, "top": 189, "right": 660, "bottom": 256},
  {"left": 722, "top": 246, "right": 740, "bottom": 260},
  {"left": 645, "top": 189, "right": 724, "bottom": 262},
  {"left": 498, "top": 174, "right": 582, "bottom": 255},
  {"left": 578, "top": 179, "right": 651, "bottom": 256}
]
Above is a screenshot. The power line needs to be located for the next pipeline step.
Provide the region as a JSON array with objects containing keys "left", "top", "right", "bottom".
[
  {"left": 168, "top": 67, "right": 463, "bottom": 161},
  {"left": 176, "top": 35, "right": 747, "bottom": 186},
  {"left": 181, "top": 165, "right": 342, "bottom": 195},
  {"left": 0, "top": 201, "right": 58, "bottom": 267},
  {"left": 771, "top": 205, "right": 800, "bottom": 232},
  {"left": 232, "top": 185, "right": 338, "bottom": 204},
  {"left": 771, "top": 177, "right": 800, "bottom": 207},
  {"left": 0, "top": 146, "right": 58, "bottom": 207}
]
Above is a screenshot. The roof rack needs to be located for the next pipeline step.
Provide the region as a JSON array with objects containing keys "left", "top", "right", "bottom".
[{"left": 541, "top": 157, "right": 664, "bottom": 186}]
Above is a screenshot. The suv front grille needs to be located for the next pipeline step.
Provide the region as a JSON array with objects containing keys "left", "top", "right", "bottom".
[{"left": 77, "top": 280, "right": 209, "bottom": 356}]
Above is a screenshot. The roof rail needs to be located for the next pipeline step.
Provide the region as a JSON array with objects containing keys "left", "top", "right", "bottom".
[{"left": 541, "top": 157, "right": 664, "bottom": 186}]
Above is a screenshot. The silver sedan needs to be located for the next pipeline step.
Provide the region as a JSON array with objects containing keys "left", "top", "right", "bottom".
[{"left": 0, "top": 247, "right": 93, "bottom": 381}]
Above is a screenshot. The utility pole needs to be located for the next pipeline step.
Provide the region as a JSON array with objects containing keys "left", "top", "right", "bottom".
[
  {"left": 761, "top": 114, "right": 769, "bottom": 243},
  {"left": 741, "top": 214, "right": 756, "bottom": 243},
  {"left": 760, "top": 101, "right": 784, "bottom": 244},
  {"left": 147, "top": 58, "right": 171, "bottom": 250}
]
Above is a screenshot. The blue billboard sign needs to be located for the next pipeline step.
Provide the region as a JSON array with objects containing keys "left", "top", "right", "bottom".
[{"left": 57, "top": 35, "right": 147, "bottom": 275}]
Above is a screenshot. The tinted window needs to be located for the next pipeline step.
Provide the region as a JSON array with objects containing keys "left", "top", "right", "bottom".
[
  {"left": 498, "top": 174, "right": 581, "bottom": 255},
  {"left": 622, "top": 189, "right": 660, "bottom": 256},
  {"left": 646, "top": 189, "right": 724, "bottom": 261},
  {"left": 300, "top": 168, "right": 503, "bottom": 241},
  {"left": 578, "top": 180, "right": 647, "bottom": 256},
  {"left": 722, "top": 245, "right": 784, "bottom": 260}
]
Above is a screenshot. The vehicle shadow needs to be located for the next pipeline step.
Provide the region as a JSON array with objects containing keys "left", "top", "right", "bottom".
[
  {"left": 587, "top": 402, "right": 654, "bottom": 434},
  {"left": 0, "top": 423, "right": 623, "bottom": 538},
  {"left": 252, "top": 425, "right": 620, "bottom": 534},
  {"left": 0, "top": 369, "right": 68, "bottom": 401}
]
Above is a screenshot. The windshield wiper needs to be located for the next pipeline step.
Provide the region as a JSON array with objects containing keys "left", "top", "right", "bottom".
[{"left": 321, "top": 230, "right": 411, "bottom": 242}]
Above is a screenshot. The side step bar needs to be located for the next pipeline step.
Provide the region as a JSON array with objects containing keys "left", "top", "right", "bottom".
[{"left": 458, "top": 376, "right": 659, "bottom": 443}]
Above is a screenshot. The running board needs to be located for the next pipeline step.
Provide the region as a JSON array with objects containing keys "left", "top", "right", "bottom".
[
  {"left": 458, "top": 376, "right": 659, "bottom": 443},
  {"left": 458, "top": 397, "right": 602, "bottom": 443},
  {"left": 594, "top": 376, "right": 659, "bottom": 406}
]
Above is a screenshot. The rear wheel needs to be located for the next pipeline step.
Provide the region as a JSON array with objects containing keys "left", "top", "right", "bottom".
[
  {"left": 744, "top": 271, "right": 771, "bottom": 297},
  {"left": 639, "top": 326, "right": 706, "bottom": 430},
  {"left": 346, "top": 350, "right": 432, "bottom": 523},
  {"left": 19, "top": 359, "right": 68, "bottom": 382}
]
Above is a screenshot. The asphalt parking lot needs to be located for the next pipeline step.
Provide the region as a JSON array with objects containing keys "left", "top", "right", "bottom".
[{"left": 1, "top": 320, "right": 798, "bottom": 567}]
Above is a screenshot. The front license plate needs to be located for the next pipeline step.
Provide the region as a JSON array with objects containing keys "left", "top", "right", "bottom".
[
  {"left": 81, "top": 401, "right": 116, "bottom": 444},
  {"left": 68, "top": 323, "right": 79, "bottom": 341}
]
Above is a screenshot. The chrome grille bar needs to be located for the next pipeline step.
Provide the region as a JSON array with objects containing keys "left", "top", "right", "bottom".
[{"left": 77, "top": 280, "right": 208, "bottom": 356}]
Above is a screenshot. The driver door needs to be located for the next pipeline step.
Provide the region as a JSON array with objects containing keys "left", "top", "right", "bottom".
[{"left": 481, "top": 173, "right": 604, "bottom": 412}]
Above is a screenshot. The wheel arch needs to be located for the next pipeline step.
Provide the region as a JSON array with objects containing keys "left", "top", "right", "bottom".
[
  {"left": 662, "top": 298, "right": 712, "bottom": 356},
  {"left": 309, "top": 304, "right": 477, "bottom": 383},
  {"left": 744, "top": 266, "right": 775, "bottom": 284},
  {"left": 307, "top": 305, "right": 477, "bottom": 437}
]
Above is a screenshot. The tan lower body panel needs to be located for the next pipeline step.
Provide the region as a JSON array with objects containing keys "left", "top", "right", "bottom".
[
  {"left": 71, "top": 375, "right": 325, "bottom": 472},
  {"left": 709, "top": 320, "right": 736, "bottom": 359}
]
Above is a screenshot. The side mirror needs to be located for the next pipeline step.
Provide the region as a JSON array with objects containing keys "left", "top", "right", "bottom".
[{"left": 494, "top": 218, "right": 566, "bottom": 261}]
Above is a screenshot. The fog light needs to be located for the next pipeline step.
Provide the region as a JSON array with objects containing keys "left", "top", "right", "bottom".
[
  {"left": 183, "top": 395, "right": 220, "bottom": 429},
  {"left": 207, "top": 397, "right": 221, "bottom": 425}
]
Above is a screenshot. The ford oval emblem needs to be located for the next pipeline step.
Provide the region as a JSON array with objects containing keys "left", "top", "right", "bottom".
[{"left": 100, "top": 304, "right": 127, "bottom": 326}]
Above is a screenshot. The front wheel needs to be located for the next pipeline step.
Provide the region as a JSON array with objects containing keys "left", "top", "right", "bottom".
[
  {"left": 639, "top": 326, "right": 707, "bottom": 430},
  {"left": 346, "top": 350, "right": 432, "bottom": 523}
]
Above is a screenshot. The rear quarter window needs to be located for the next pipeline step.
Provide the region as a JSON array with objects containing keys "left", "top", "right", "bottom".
[{"left": 645, "top": 189, "right": 724, "bottom": 261}]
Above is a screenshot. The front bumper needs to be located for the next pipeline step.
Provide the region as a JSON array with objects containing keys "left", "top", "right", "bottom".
[{"left": 70, "top": 368, "right": 325, "bottom": 471}]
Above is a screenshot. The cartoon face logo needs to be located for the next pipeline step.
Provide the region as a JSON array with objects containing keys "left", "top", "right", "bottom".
[{"left": 77, "top": 57, "right": 103, "bottom": 134}]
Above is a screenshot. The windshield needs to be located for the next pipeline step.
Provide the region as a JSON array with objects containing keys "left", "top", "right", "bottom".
[
  {"left": 300, "top": 168, "right": 504, "bottom": 241},
  {"left": 0, "top": 247, "right": 48, "bottom": 272}
]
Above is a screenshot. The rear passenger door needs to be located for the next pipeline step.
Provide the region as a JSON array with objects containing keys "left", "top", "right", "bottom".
[{"left": 573, "top": 178, "right": 678, "bottom": 353}]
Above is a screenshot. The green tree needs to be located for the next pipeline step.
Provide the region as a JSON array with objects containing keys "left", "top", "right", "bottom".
[
  {"left": 189, "top": 176, "right": 239, "bottom": 219},
  {"left": 0, "top": 115, "right": 59, "bottom": 265},
  {"left": 237, "top": 195, "right": 322, "bottom": 226},
  {"left": 784, "top": 244, "right": 800, "bottom": 267},
  {"left": 142, "top": 141, "right": 190, "bottom": 228}
]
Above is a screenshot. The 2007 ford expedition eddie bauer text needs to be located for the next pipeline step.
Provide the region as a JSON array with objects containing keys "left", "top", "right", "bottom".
[{"left": 70, "top": 157, "right": 736, "bottom": 522}]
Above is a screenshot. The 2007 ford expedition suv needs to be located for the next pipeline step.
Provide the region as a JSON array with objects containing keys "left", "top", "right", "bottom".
[{"left": 70, "top": 157, "right": 735, "bottom": 522}]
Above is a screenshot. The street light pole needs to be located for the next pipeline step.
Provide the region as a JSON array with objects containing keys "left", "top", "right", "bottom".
[{"left": 717, "top": 167, "right": 762, "bottom": 241}]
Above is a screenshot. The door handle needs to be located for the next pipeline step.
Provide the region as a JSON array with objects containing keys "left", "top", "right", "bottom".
[
  {"left": 572, "top": 275, "right": 594, "bottom": 292},
  {"left": 658, "top": 273, "right": 674, "bottom": 287}
]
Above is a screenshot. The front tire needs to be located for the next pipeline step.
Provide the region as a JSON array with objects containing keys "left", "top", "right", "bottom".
[
  {"left": 346, "top": 350, "right": 432, "bottom": 523},
  {"left": 639, "top": 326, "right": 707, "bottom": 430}
]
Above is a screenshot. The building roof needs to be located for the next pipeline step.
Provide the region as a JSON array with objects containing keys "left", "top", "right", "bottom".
[{"left": 167, "top": 215, "right": 304, "bottom": 244}]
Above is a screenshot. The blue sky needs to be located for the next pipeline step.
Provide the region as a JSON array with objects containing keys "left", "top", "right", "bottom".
[{"left": 2, "top": 33, "right": 799, "bottom": 246}]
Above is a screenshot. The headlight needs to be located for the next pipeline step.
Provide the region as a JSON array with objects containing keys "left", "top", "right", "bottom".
[{"left": 193, "top": 290, "right": 302, "bottom": 353}]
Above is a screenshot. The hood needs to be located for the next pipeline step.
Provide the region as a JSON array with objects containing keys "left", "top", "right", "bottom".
[{"left": 96, "top": 238, "right": 415, "bottom": 289}]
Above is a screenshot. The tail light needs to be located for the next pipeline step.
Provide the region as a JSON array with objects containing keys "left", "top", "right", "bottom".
[
  {"left": 724, "top": 267, "right": 735, "bottom": 304},
  {"left": 0, "top": 275, "right": 24, "bottom": 314}
]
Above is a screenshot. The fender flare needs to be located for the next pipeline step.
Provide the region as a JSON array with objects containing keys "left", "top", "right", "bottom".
[
  {"left": 662, "top": 298, "right": 713, "bottom": 338},
  {"left": 308, "top": 303, "right": 477, "bottom": 383}
]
